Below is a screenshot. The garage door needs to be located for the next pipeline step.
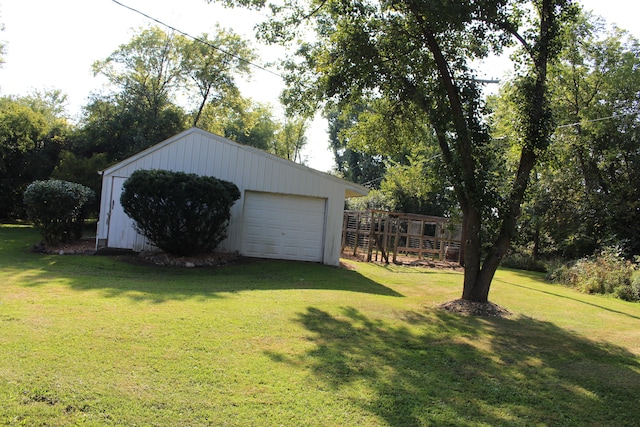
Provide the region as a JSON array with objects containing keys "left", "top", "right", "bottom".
[{"left": 241, "top": 191, "right": 326, "bottom": 262}]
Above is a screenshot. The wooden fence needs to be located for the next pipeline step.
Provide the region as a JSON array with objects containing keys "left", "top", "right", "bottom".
[{"left": 341, "top": 210, "right": 462, "bottom": 264}]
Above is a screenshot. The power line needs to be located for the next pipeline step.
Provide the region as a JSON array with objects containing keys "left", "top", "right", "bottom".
[
  {"left": 557, "top": 112, "right": 636, "bottom": 129},
  {"left": 110, "top": 0, "right": 284, "bottom": 79}
]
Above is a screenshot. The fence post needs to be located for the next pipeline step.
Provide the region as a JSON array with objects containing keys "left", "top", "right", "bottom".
[{"left": 353, "top": 211, "right": 360, "bottom": 257}]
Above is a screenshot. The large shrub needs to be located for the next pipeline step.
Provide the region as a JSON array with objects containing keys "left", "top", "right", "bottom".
[
  {"left": 548, "top": 246, "right": 639, "bottom": 302},
  {"left": 23, "top": 180, "right": 95, "bottom": 245},
  {"left": 120, "top": 169, "right": 241, "bottom": 256}
]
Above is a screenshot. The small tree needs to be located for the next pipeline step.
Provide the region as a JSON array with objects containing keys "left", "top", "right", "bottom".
[
  {"left": 23, "top": 180, "right": 95, "bottom": 245},
  {"left": 120, "top": 169, "right": 241, "bottom": 256}
]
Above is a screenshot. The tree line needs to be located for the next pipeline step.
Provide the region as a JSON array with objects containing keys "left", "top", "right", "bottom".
[{"left": 0, "top": 25, "right": 308, "bottom": 218}]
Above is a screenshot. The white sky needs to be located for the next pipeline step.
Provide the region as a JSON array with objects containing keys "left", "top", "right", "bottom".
[{"left": 1, "top": 0, "right": 639, "bottom": 172}]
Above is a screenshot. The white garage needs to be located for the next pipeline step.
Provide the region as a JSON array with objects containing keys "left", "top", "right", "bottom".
[{"left": 95, "top": 127, "right": 368, "bottom": 266}]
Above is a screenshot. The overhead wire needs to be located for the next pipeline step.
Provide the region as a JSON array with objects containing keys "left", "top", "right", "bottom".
[
  {"left": 110, "top": 0, "right": 284, "bottom": 79},
  {"left": 557, "top": 112, "right": 636, "bottom": 129}
]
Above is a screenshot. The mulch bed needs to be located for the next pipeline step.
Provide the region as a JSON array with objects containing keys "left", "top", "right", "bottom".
[
  {"left": 136, "top": 250, "right": 240, "bottom": 267},
  {"left": 31, "top": 238, "right": 97, "bottom": 256},
  {"left": 437, "top": 299, "right": 512, "bottom": 317},
  {"left": 30, "top": 239, "right": 241, "bottom": 268},
  {"left": 341, "top": 252, "right": 463, "bottom": 271}
]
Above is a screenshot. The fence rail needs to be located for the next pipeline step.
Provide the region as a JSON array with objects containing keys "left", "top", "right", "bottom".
[{"left": 342, "top": 210, "right": 462, "bottom": 264}]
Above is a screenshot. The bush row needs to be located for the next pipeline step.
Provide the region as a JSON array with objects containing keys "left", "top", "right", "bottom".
[
  {"left": 547, "top": 247, "right": 640, "bottom": 302},
  {"left": 500, "top": 252, "right": 547, "bottom": 272}
]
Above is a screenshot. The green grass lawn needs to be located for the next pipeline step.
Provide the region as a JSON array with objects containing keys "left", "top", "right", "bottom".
[{"left": 1, "top": 224, "right": 639, "bottom": 426}]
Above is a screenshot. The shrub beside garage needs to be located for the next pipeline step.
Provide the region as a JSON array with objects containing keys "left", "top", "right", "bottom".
[{"left": 120, "top": 169, "right": 241, "bottom": 257}]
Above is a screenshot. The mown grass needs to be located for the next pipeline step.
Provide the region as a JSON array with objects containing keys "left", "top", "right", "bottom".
[{"left": 1, "top": 224, "right": 639, "bottom": 426}]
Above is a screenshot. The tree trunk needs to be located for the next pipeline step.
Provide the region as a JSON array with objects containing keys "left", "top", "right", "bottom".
[
  {"left": 459, "top": 0, "right": 559, "bottom": 303},
  {"left": 461, "top": 207, "right": 487, "bottom": 301},
  {"left": 193, "top": 86, "right": 211, "bottom": 127},
  {"left": 462, "top": 146, "right": 540, "bottom": 302},
  {"left": 460, "top": 208, "right": 511, "bottom": 303},
  {"left": 532, "top": 221, "right": 540, "bottom": 261},
  {"left": 404, "top": 0, "right": 560, "bottom": 303},
  {"left": 463, "top": 267, "right": 493, "bottom": 303}
]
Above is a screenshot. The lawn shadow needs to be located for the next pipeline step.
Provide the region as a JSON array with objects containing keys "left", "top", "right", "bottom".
[
  {"left": 495, "top": 275, "right": 640, "bottom": 321},
  {"left": 4, "top": 251, "right": 403, "bottom": 302},
  {"left": 266, "top": 306, "right": 640, "bottom": 426}
]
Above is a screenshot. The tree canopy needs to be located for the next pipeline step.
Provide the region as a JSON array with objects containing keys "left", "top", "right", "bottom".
[
  {"left": 0, "top": 23, "right": 310, "bottom": 218},
  {"left": 0, "top": 93, "right": 69, "bottom": 218},
  {"left": 181, "top": 27, "right": 255, "bottom": 126},
  {"left": 493, "top": 12, "right": 640, "bottom": 258},
  {"left": 83, "top": 25, "right": 306, "bottom": 163}
]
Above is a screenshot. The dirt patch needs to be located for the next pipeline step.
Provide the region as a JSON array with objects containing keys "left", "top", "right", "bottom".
[
  {"left": 341, "top": 252, "right": 463, "bottom": 271},
  {"left": 400, "top": 258, "right": 463, "bottom": 270},
  {"left": 31, "top": 238, "right": 97, "bottom": 255},
  {"left": 437, "top": 299, "right": 512, "bottom": 318},
  {"left": 339, "top": 260, "right": 358, "bottom": 270}
]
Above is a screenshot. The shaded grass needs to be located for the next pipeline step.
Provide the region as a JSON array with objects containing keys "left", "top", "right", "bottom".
[{"left": 1, "top": 224, "right": 639, "bottom": 426}]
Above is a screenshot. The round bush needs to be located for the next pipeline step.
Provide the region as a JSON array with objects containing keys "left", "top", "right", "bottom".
[
  {"left": 23, "top": 180, "right": 95, "bottom": 245},
  {"left": 120, "top": 169, "right": 241, "bottom": 257}
]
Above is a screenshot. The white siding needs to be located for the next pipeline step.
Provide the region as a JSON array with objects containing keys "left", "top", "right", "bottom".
[{"left": 106, "top": 177, "right": 136, "bottom": 249}]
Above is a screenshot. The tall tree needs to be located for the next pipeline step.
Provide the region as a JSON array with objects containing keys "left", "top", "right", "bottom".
[
  {"left": 223, "top": 102, "right": 278, "bottom": 150},
  {"left": 272, "top": 116, "right": 308, "bottom": 162},
  {"left": 76, "top": 92, "right": 187, "bottom": 162},
  {"left": 88, "top": 27, "right": 186, "bottom": 161},
  {"left": 380, "top": 146, "right": 456, "bottom": 217},
  {"left": 197, "top": 94, "right": 310, "bottom": 161},
  {"left": 181, "top": 27, "right": 256, "bottom": 126},
  {"left": 197, "top": 95, "right": 283, "bottom": 153},
  {"left": 493, "top": 13, "right": 640, "bottom": 258},
  {"left": 19, "top": 89, "right": 69, "bottom": 122},
  {"left": 216, "top": 0, "right": 575, "bottom": 302},
  {"left": 88, "top": 27, "right": 190, "bottom": 160},
  {"left": 549, "top": 16, "right": 640, "bottom": 256},
  {"left": 328, "top": 97, "right": 455, "bottom": 215},
  {"left": 93, "top": 26, "right": 185, "bottom": 120},
  {"left": 87, "top": 25, "right": 273, "bottom": 161},
  {"left": 326, "top": 103, "right": 388, "bottom": 187}
]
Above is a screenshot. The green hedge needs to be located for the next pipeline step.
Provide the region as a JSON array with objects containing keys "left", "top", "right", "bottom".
[
  {"left": 120, "top": 169, "right": 241, "bottom": 257},
  {"left": 548, "top": 247, "right": 640, "bottom": 302}
]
